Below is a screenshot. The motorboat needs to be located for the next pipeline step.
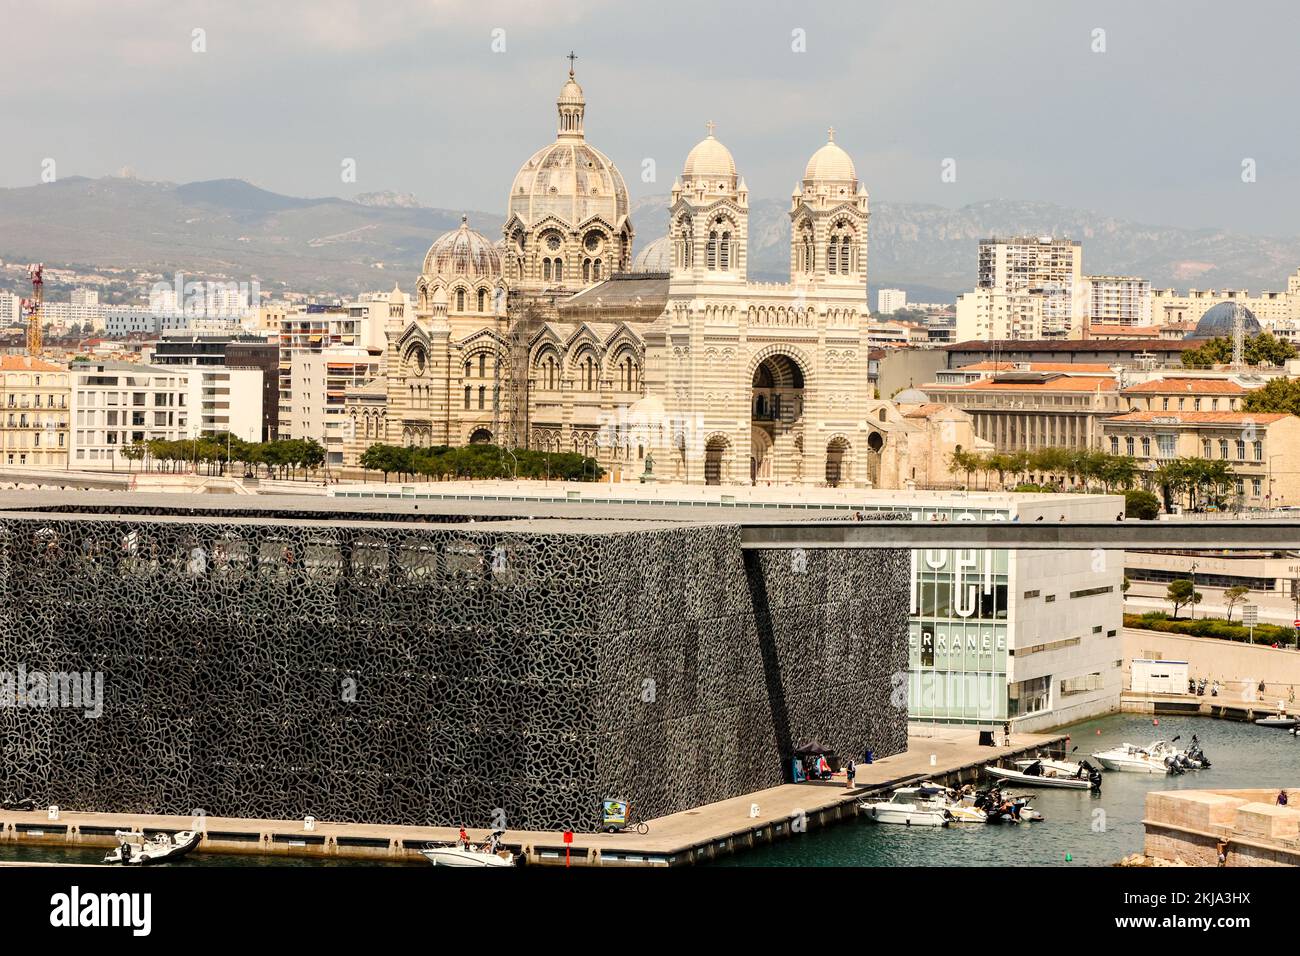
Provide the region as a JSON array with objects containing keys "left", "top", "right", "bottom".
[
  {"left": 891, "top": 784, "right": 988, "bottom": 824},
  {"left": 1150, "top": 736, "right": 1211, "bottom": 770},
  {"left": 858, "top": 791, "right": 951, "bottom": 827},
  {"left": 970, "top": 787, "right": 1043, "bottom": 824},
  {"left": 1256, "top": 712, "right": 1297, "bottom": 728},
  {"left": 992, "top": 758, "right": 1101, "bottom": 790},
  {"left": 1091, "top": 742, "right": 1180, "bottom": 774},
  {"left": 420, "top": 830, "right": 515, "bottom": 867},
  {"left": 103, "top": 829, "right": 201, "bottom": 866}
]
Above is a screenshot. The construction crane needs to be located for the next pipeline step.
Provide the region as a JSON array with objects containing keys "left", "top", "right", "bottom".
[{"left": 21, "top": 263, "right": 43, "bottom": 356}]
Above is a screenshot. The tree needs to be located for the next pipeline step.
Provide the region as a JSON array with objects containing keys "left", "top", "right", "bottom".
[
  {"left": 1124, "top": 488, "right": 1161, "bottom": 520},
  {"left": 1182, "top": 331, "right": 1297, "bottom": 369},
  {"left": 1166, "top": 578, "right": 1202, "bottom": 620},
  {"left": 1122, "top": 576, "right": 1131, "bottom": 596},
  {"left": 1223, "top": 585, "right": 1250, "bottom": 622},
  {"left": 1242, "top": 377, "right": 1300, "bottom": 416}
]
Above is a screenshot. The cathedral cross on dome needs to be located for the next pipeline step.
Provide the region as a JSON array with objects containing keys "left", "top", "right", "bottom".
[
  {"left": 827, "top": 126, "right": 836, "bottom": 142},
  {"left": 706, "top": 120, "right": 716, "bottom": 137},
  {"left": 567, "top": 51, "right": 578, "bottom": 76}
]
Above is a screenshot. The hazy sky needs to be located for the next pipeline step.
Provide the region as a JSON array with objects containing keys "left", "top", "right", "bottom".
[{"left": 3, "top": 0, "right": 1298, "bottom": 234}]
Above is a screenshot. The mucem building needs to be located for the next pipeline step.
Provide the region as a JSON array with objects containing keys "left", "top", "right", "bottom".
[{"left": 0, "top": 493, "right": 908, "bottom": 831}]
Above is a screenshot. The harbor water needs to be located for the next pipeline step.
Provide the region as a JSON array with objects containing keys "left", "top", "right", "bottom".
[
  {"left": 718, "top": 712, "right": 1300, "bottom": 866},
  {"left": 0, "top": 713, "right": 1294, "bottom": 867}
]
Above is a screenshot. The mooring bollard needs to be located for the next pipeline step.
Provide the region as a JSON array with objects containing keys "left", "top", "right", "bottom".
[
  {"left": 47, "top": 805, "right": 59, "bottom": 821},
  {"left": 304, "top": 815, "right": 316, "bottom": 832},
  {"left": 749, "top": 803, "right": 760, "bottom": 818}
]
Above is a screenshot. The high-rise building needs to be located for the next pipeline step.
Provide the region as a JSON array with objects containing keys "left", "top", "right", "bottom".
[
  {"left": 877, "top": 288, "right": 907, "bottom": 315},
  {"left": 978, "top": 236, "right": 1083, "bottom": 336},
  {"left": 954, "top": 287, "right": 1044, "bottom": 341},
  {"left": 1085, "top": 275, "right": 1151, "bottom": 326}
]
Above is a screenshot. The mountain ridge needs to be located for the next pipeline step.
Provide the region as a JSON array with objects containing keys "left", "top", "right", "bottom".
[{"left": 3, "top": 176, "right": 1299, "bottom": 301}]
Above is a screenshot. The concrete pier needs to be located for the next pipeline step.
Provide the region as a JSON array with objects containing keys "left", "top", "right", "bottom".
[
  {"left": 0, "top": 727, "right": 1067, "bottom": 867},
  {"left": 1144, "top": 788, "right": 1300, "bottom": 866}
]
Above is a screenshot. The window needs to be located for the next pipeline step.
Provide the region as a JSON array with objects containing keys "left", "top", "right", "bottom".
[
  {"left": 1219, "top": 438, "right": 1229, "bottom": 459},
  {"left": 1110, "top": 436, "right": 1119, "bottom": 455},
  {"left": 477, "top": 386, "right": 485, "bottom": 410},
  {"left": 1202, "top": 438, "right": 1212, "bottom": 458},
  {"left": 1236, "top": 439, "right": 1246, "bottom": 459},
  {"left": 1070, "top": 585, "right": 1114, "bottom": 599},
  {"left": 1156, "top": 433, "right": 1176, "bottom": 459},
  {"left": 478, "top": 354, "right": 486, "bottom": 378},
  {"left": 1254, "top": 440, "right": 1263, "bottom": 461},
  {"left": 1193, "top": 398, "right": 1202, "bottom": 411},
  {"left": 1161, "top": 398, "right": 1169, "bottom": 410},
  {"left": 1253, "top": 478, "right": 1263, "bottom": 496},
  {"left": 1126, "top": 436, "right": 1135, "bottom": 456},
  {"left": 477, "top": 289, "right": 486, "bottom": 312},
  {"left": 456, "top": 289, "right": 465, "bottom": 312},
  {"left": 1141, "top": 436, "right": 1150, "bottom": 457},
  {"left": 463, "top": 386, "right": 471, "bottom": 410}
]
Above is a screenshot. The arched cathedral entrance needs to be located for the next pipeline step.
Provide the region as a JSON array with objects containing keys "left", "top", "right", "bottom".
[{"left": 751, "top": 354, "right": 806, "bottom": 484}]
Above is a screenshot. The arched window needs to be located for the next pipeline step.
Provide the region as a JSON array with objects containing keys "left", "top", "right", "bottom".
[
  {"left": 463, "top": 360, "right": 471, "bottom": 379},
  {"left": 839, "top": 237, "right": 851, "bottom": 274},
  {"left": 478, "top": 386, "right": 486, "bottom": 410},
  {"left": 583, "top": 259, "right": 591, "bottom": 282},
  {"left": 477, "top": 289, "right": 486, "bottom": 312},
  {"left": 543, "top": 258, "right": 552, "bottom": 281},
  {"left": 593, "top": 258, "right": 602, "bottom": 280},
  {"left": 463, "top": 386, "right": 471, "bottom": 410},
  {"left": 707, "top": 231, "right": 718, "bottom": 270},
  {"left": 720, "top": 231, "right": 731, "bottom": 270},
  {"left": 478, "top": 354, "right": 486, "bottom": 378},
  {"left": 554, "top": 258, "right": 563, "bottom": 281},
  {"left": 456, "top": 289, "right": 465, "bottom": 311},
  {"left": 827, "top": 243, "right": 838, "bottom": 274},
  {"left": 1254, "top": 439, "right": 1263, "bottom": 461}
]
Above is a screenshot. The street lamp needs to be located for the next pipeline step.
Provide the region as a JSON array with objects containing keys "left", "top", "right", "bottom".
[{"left": 1190, "top": 561, "right": 1199, "bottom": 620}]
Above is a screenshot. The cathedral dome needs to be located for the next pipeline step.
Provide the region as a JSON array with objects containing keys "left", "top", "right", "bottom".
[
  {"left": 506, "top": 67, "right": 630, "bottom": 231},
  {"left": 803, "top": 130, "right": 856, "bottom": 183},
  {"left": 632, "top": 235, "right": 672, "bottom": 272},
  {"left": 1188, "top": 301, "right": 1261, "bottom": 339},
  {"left": 683, "top": 127, "right": 737, "bottom": 179},
  {"left": 421, "top": 216, "right": 502, "bottom": 278}
]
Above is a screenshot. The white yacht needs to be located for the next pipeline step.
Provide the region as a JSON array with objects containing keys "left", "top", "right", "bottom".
[
  {"left": 891, "top": 784, "right": 989, "bottom": 824},
  {"left": 420, "top": 830, "right": 515, "bottom": 867},
  {"left": 1091, "top": 742, "right": 1177, "bottom": 774},
  {"left": 988, "top": 760, "right": 1099, "bottom": 790},
  {"left": 858, "top": 790, "right": 951, "bottom": 827}
]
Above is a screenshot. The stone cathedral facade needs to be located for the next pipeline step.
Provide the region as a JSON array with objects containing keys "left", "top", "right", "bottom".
[{"left": 346, "top": 63, "right": 885, "bottom": 487}]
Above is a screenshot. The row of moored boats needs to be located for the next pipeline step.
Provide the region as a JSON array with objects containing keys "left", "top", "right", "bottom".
[{"left": 858, "top": 735, "right": 1211, "bottom": 828}]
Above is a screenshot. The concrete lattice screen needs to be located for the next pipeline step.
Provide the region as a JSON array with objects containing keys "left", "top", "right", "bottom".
[{"left": 0, "top": 514, "right": 908, "bottom": 831}]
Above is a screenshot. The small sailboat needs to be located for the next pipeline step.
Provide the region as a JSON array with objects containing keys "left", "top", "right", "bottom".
[{"left": 103, "top": 829, "right": 201, "bottom": 866}]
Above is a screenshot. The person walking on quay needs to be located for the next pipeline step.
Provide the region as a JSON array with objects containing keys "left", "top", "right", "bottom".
[{"left": 845, "top": 757, "right": 857, "bottom": 789}]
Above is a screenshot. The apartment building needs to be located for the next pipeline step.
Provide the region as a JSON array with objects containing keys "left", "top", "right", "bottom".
[
  {"left": 69, "top": 361, "right": 194, "bottom": 469},
  {"left": 954, "top": 287, "right": 1044, "bottom": 341},
  {"left": 977, "top": 236, "right": 1083, "bottom": 336},
  {"left": 0, "top": 357, "right": 70, "bottom": 469},
  {"left": 287, "top": 345, "right": 383, "bottom": 467},
  {"left": 1085, "top": 275, "right": 1151, "bottom": 326}
]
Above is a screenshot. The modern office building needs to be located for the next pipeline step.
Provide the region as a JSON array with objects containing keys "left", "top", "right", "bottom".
[{"left": 149, "top": 335, "right": 279, "bottom": 441}]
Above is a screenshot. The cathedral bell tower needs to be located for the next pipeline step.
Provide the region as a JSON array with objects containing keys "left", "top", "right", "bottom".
[
  {"left": 670, "top": 122, "right": 749, "bottom": 284},
  {"left": 790, "top": 128, "right": 868, "bottom": 289}
]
